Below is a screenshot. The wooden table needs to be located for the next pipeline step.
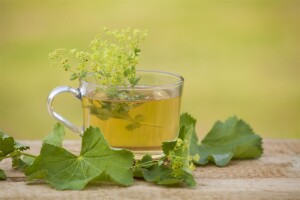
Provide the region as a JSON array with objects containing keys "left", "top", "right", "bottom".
[{"left": 1, "top": 139, "right": 300, "bottom": 200}]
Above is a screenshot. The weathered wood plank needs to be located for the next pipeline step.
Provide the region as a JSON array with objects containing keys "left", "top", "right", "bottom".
[{"left": 1, "top": 139, "right": 300, "bottom": 200}]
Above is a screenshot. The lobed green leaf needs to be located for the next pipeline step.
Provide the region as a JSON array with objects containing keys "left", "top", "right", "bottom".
[
  {"left": 187, "top": 115, "right": 263, "bottom": 167},
  {"left": 43, "top": 123, "right": 65, "bottom": 147},
  {"left": 0, "top": 130, "right": 29, "bottom": 160},
  {"left": 25, "top": 127, "right": 134, "bottom": 190}
]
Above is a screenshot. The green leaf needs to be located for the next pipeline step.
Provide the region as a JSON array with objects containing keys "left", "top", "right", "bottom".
[
  {"left": 22, "top": 155, "right": 35, "bottom": 166},
  {"left": 139, "top": 154, "right": 153, "bottom": 168},
  {"left": 125, "top": 122, "right": 140, "bottom": 131},
  {"left": 189, "top": 116, "right": 263, "bottom": 167},
  {"left": 133, "top": 154, "right": 154, "bottom": 178},
  {"left": 180, "top": 113, "right": 197, "bottom": 128},
  {"left": 163, "top": 124, "right": 194, "bottom": 172},
  {"left": 70, "top": 73, "right": 79, "bottom": 80},
  {"left": 0, "top": 130, "right": 29, "bottom": 158},
  {"left": 142, "top": 165, "right": 196, "bottom": 187},
  {"left": 43, "top": 123, "right": 65, "bottom": 147},
  {"left": 12, "top": 155, "right": 35, "bottom": 170},
  {"left": 0, "top": 130, "right": 32, "bottom": 172},
  {"left": 14, "top": 141, "right": 30, "bottom": 152},
  {"left": 89, "top": 99, "right": 145, "bottom": 131},
  {"left": 130, "top": 76, "right": 141, "bottom": 87},
  {"left": 142, "top": 165, "right": 173, "bottom": 183},
  {"left": 27, "top": 170, "right": 48, "bottom": 181},
  {"left": 12, "top": 157, "right": 28, "bottom": 170},
  {"left": 163, "top": 113, "right": 195, "bottom": 154},
  {"left": 140, "top": 119, "right": 196, "bottom": 187},
  {"left": 90, "top": 105, "right": 116, "bottom": 120},
  {"left": 179, "top": 113, "right": 200, "bottom": 161},
  {"left": 0, "top": 169, "right": 6, "bottom": 180},
  {"left": 25, "top": 127, "right": 134, "bottom": 190},
  {"left": 161, "top": 138, "right": 176, "bottom": 156},
  {"left": 0, "top": 131, "right": 15, "bottom": 157},
  {"left": 182, "top": 170, "right": 196, "bottom": 187}
]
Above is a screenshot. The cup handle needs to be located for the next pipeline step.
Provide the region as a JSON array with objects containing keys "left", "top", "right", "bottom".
[{"left": 47, "top": 86, "right": 83, "bottom": 135}]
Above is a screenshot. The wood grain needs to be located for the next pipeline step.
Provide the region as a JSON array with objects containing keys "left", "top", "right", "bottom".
[{"left": 1, "top": 139, "right": 300, "bottom": 200}]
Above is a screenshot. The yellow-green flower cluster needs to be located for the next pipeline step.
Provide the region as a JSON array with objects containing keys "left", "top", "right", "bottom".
[
  {"left": 49, "top": 27, "right": 147, "bottom": 86},
  {"left": 168, "top": 137, "right": 199, "bottom": 177}
]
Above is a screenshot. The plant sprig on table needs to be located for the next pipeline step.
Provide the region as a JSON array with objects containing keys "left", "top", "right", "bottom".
[
  {"left": 0, "top": 130, "right": 35, "bottom": 178},
  {"left": 0, "top": 113, "right": 263, "bottom": 190}
]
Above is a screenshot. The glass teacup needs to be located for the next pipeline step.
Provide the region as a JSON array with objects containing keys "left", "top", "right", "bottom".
[{"left": 47, "top": 70, "right": 184, "bottom": 158}]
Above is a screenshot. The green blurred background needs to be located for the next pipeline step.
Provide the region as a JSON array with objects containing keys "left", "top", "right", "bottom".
[{"left": 0, "top": 0, "right": 299, "bottom": 139}]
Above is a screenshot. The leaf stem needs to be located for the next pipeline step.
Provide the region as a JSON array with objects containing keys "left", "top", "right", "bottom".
[
  {"left": 133, "top": 159, "right": 163, "bottom": 169},
  {"left": 138, "top": 121, "right": 163, "bottom": 127},
  {"left": 0, "top": 155, "right": 13, "bottom": 160},
  {"left": 21, "top": 152, "right": 37, "bottom": 158}
]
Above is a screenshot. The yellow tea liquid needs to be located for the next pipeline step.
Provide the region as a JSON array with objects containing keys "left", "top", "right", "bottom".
[{"left": 82, "top": 94, "right": 180, "bottom": 157}]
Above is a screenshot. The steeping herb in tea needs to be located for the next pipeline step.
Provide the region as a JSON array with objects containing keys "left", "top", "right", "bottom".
[
  {"left": 83, "top": 95, "right": 181, "bottom": 153},
  {"left": 48, "top": 28, "right": 184, "bottom": 155},
  {"left": 49, "top": 28, "right": 152, "bottom": 130}
]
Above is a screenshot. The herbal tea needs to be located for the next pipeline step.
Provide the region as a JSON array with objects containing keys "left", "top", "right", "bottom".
[
  {"left": 47, "top": 28, "right": 184, "bottom": 158},
  {"left": 82, "top": 93, "right": 181, "bottom": 156}
]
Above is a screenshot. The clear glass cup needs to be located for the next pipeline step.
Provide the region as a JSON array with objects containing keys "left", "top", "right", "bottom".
[{"left": 47, "top": 70, "right": 184, "bottom": 158}]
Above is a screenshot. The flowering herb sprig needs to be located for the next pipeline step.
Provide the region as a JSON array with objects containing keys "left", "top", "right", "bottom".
[
  {"left": 132, "top": 124, "right": 198, "bottom": 187},
  {"left": 49, "top": 27, "right": 147, "bottom": 87},
  {"left": 49, "top": 28, "right": 149, "bottom": 128}
]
